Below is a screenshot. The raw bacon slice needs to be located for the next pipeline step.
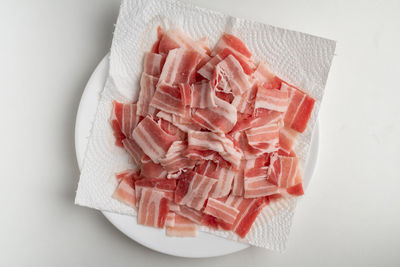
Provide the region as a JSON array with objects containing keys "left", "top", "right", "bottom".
[
  {"left": 218, "top": 144, "right": 243, "bottom": 169},
  {"left": 150, "top": 84, "right": 191, "bottom": 118},
  {"left": 137, "top": 73, "right": 159, "bottom": 117},
  {"left": 115, "top": 169, "right": 138, "bottom": 183},
  {"left": 156, "top": 111, "right": 200, "bottom": 132},
  {"left": 165, "top": 211, "right": 176, "bottom": 227},
  {"left": 135, "top": 178, "right": 176, "bottom": 204},
  {"left": 212, "top": 33, "right": 252, "bottom": 59},
  {"left": 234, "top": 197, "right": 268, "bottom": 238},
  {"left": 112, "top": 101, "right": 139, "bottom": 139},
  {"left": 190, "top": 80, "right": 216, "bottom": 108},
  {"left": 267, "top": 153, "right": 302, "bottom": 191},
  {"left": 140, "top": 155, "right": 168, "bottom": 178},
  {"left": 175, "top": 205, "right": 203, "bottom": 225},
  {"left": 286, "top": 183, "right": 304, "bottom": 196},
  {"left": 198, "top": 48, "right": 255, "bottom": 80},
  {"left": 188, "top": 131, "right": 225, "bottom": 152},
  {"left": 192, "top": 97, "right": 237, "bottom": 133},
  {"left": 131, "top": 116, "right": 180, "bottom": 163},
  {"left": 216, "top": 91, "right": 234, "bottom": 103},
  {"left": 112, "top": 170, "right": 138, "bottom": 208},
  {"left": 254, "top": 85, "right": 289, "bottom": 113},
  {"left": 150, "top": 26, "right": 164, "bottom": 54},
  {"left": 232, "top": 85, "right": 257, "bottom": 114},
  {"left": 166, "top": 214, "right": 197, "bottom": 237},
  {"left": 143, "top": 52, "right": 165, "bottom": 77},
  {"left": 158, "top": 48, "right": 203, "bottom": 86},
  {"left": 112, "top": 178, "right": 136, "bottom": 208},
  {"left": 253, "top": 62, "right": 274, "bottom": 83},
  {"left": 184, "top": 149, "right": 232, "bottom": 169},
  {"left": 278, "top": 147, "right": 296, "bottom": 157},
  {"left": 212, "top": 55, "right": 252, "bottom": 96},
  {"left": 135, "top": 178, "right": 176, "bottom": 193},
  {"left": 252, "top": 62, "right": 282, "bottom": 89},
  {"left": 111, "top": 119, "right": 125, "bottom": 147},
  {"left": 245, "top": 123, "right": 280, "bottom": 153},
  {"left": 247, "top": 153, "right": 271, "bottom": 169},
  {"left": 279, "top": 126, "right": 298, "bottom": 156},
  {"left": 230, "top": 114, "right": 256, "bottom": 134},
  {"left": 188, "top": 131, "right": 242, "bottom": 167},
  {"left": 183, "top": 148, "right": 216, "bottom": 163},
  {"left": 254, "top": 108, "right": 284, "bottom": 126},
  {"left": 232, "top": 159, "right": 246, "bottom": 196},
  {"left": 231, "top": 109, "right": 283, "bottom": 133},
  {"left": 244, "top": 167, "right": 279, "bottom": 198},
  {"left": 236, "top": 132, "right": 264, "bottom": 160},
  {"left": 168, "top": 202, "right": 181, "bottom": 212},
  {"left": 196, "top": 36, "right": 211, "bottom": 54},
  {"left": 158, "top": 118, "right": 185, "bottom": 140},
  {"left": 121, "top": 138, "right": 143, "bottom": 166},
  {"left": 283, "top": 83, "right": 315, "bottom": 133},
  {"left": 158, "top": 28, "right": 210, "bottom": 59},
  {"left": 224, "top": 195, "right": 268, "bottom": 238},
  {"left": 204, "top": 198, "right": 239, "bottom": 228},
  {"left": 159, "top": 141, "right": 196, "bottom": 173},
  {"left": 137, "top": 188, "right": 169, "bottom": 228},
  {"left": 175, "top": 171, "right": 217, "bottom": 210},
  {"left": 195, "top": 161, "right": 236, "bottom": 198},
  {"left": 200, "top": 214, "right": 220, "bottom": 229},
  {"left": 178, "top": 83, "right": 192, "bottom": 106}
]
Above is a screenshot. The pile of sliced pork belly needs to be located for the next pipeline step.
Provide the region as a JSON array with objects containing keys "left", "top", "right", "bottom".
[{"left": 110, "top": 27, "right": 315, "bottom": 238}]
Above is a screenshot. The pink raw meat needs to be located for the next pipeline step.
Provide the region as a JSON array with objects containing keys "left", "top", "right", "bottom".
[{"left": 110, "top": 28, "right": 316, "bottom": 240}]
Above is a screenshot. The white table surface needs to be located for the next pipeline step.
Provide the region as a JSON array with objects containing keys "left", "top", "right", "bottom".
[{"left": 1, "top": 0, "right": 399, "bottom": 266}]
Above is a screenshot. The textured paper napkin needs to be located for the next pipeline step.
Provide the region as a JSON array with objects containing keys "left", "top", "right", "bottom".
[{"left": 75, "top": 0, "right": 336, "bottom": 251}]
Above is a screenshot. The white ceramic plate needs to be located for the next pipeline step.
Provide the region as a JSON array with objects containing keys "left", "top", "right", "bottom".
[{"left": 74, "top": 54, "right": 319, "bottom": 258}]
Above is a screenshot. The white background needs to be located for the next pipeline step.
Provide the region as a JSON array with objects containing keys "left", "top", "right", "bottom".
[{"left": 1, "top": 0, "right": 399, "bottom": 266}]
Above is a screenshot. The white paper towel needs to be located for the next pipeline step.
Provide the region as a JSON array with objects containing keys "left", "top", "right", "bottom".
[{"left": 75, "top": 0, "right": 336, "bottom": 251}]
